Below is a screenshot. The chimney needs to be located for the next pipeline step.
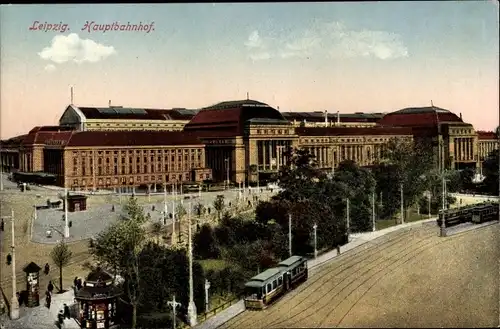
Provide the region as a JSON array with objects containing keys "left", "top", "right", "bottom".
[
  {"left": 108, "top": 100, "right": 111, "bottom": 107},
  {"left": 324, "top": 110, "right": 328, "bottom": 125},
  {"left": 277, "top": 106, "right": 280, "bottom": 111},
  {"left": 460, "top": 112, "right": 462, "bottom": 120},
  {"left": 337, "top": 111, "right": 340, "bottom": 124},
  {"left": 70, "top": 86, "right": 74, "bottom": 105}
]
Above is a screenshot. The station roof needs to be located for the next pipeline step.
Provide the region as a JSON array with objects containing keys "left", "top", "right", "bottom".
[
  {"left": 378, "top": 106, "right": 463, "bottom": 127},
  {"left": 75, "top": 106, "right": 198, "bottom": 121},
  {"left": 19, "top": 130, "right": 205, "bottom": 148},
  {"left": 184, "top": 99, "right": 289, "bottom": 136},
  {"left": 477, "top": 131, "right": 497, "bottom": 140}
]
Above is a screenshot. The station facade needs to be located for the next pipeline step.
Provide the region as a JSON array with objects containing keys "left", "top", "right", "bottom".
[{"left": 0, "top": 99, "right": 497, "bottom": 189}]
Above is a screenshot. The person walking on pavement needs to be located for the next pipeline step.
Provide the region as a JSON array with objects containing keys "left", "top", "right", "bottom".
[
  {"left": 63, "top": 303, "right": 70, "bottom": 319},
  {"left": 45, "top": 291, "right": 52, "bottom": 309},
  {"left": 0, "top": 218, "right": 4, "bottom": 232},
  {"left": 44, "top": 263, "right": 50, "bottom": 275},
  {"left": 57, "top": 310, "right": 64, "bottom": 328},
  {"left": 48, "top": 281, "right": 54, "bottom": 294}
]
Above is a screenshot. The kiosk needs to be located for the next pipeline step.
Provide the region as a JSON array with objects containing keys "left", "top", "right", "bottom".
[
  {"left": 74, "top": 268, "right": 123, "bottom": 329},
  {"left": 23, "top": 262, "right": 41, "bottom": 307}
]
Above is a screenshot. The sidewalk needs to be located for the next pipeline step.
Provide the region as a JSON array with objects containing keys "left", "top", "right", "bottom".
[
  {"left": 1, "top": 290, "right": 79, "bottom": 329},
  {"left": 195, "top": 217, "right": 437, "bottom": 329}
]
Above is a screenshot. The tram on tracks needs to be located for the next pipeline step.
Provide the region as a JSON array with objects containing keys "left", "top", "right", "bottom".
[
  {"left": 437, "top": 201, "right": 499, "bottom": 227},
  {"left": 244, "top": 255, "right": 308, "bottom": 310}
]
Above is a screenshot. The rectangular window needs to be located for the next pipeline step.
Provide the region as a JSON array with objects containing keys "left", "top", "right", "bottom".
[
  {"left": 272, "top": 280, "right": 277, "bottom": 289},
  {"left": 267, "top": 283, "right": 272, "bottom": 293}
]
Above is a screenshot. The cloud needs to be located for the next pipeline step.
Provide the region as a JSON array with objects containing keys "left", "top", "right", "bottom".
[
  {"left": 44, "top": 64, "right": 56, "bottom": 72},
  {"left": 244, "top": 21, "right": 408, "bottom": 61},
  {"left": 38, "top": 33, "right": 116, "bottom": 64}
]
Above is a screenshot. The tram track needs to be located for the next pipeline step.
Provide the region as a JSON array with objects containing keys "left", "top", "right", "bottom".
[
  {"left": 265, "top": 227, "right": 437, "bottom": 328},
  {"left": 220, "top": 224, "right": 437, "bottom": 329}
]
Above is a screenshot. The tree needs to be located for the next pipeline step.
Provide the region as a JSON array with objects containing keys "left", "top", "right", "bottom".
[
  {"left": 149, "top": 222, "right": 162, "bottom": 244},
  {"left": 50, "top": 240, "right": 72, "bottom": 293},
  {"left": 194, "top": 224, "right": 219, "bottom": 259},
  {"left": 481, "top": 149, "right": 499, "bottom": 195},
  {"left": 277, "top": 148, "right": 325, "bottom": 203},
  {"left": 89, "top": 196, "right": 147, "bottom": 328},
  {"left": 194, "top": 202, "right": 205, "bottom": 218},
  {"left": 176, "top": 203, "right": 187, "bottom": 219},
  {"left": 373, "top": 138, "right": 434, "bottom": 219},
  {"left": 213, "top": 195, "right": 225, "bottom": 220}
]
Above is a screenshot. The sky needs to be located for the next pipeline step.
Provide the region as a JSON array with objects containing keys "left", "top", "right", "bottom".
[{"left": 0, "top": 2, "right": 498, "bottom": 139}]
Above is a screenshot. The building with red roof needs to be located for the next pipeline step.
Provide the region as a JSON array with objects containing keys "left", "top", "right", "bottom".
[{"left": 0, "top": 99, "right": 497, "bottom": 189}]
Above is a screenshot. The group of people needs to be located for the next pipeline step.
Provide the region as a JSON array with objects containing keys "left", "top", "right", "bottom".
[{"left": 45, "top": 280, "right": 71, "bottom": 328}]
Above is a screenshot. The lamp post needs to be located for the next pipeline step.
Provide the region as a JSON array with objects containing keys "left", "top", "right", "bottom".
[
  {"left": 163, "top": 184, "right": 168, "bottom": 225},
  {"left": 428, "top": 193, "right": 431, "bottom": 218},
  {"left": 204, "top": 279, "right": 211, "bottom": 313},
  {"left": 371, "top": 191, "right": 376, "bottom": 232},
  {"left": 312, "top": 223, "right": 317, "bottom": 259},
  {"left": 64, "top": 188, "right": 70, "bottom": 238},
  {"left": 288, "top": 214, "right": 292, "bottom": 257},
  {"left": 0, "top": 210, "right": 19, "bottom": 320},
  {"left": 171, "top": 186, "right": 176, "bottom": 245},
  {"left": 167, "top": 294, "right": 181, "bottom": 329},
  {"left": 440, "top": 176, "right": 447, "bottom": 237},
  {"left": 187, "top": 203, "right": 197, "bottom": 326},
  {"left": 346, "top": 198, "right": 350, "bottom": 242},
  {"left": 0, "top": 165, "right": 3, "bottom": 191},
  {"left": 400, "top": 183, "right": 404, "bottom": 225}
]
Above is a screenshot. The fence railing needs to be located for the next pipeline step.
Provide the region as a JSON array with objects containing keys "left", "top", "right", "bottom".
[{"left": 197, "top": 296, "right": 242, "bottom": 323}]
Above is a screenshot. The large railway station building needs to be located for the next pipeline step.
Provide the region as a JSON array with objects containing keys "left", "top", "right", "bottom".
[{"left": 0, "top": 99, "right": 497, "bottom": 190}]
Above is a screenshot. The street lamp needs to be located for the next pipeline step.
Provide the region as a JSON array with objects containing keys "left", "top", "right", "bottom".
[
  {"left": 371, "top": 191, "right": 376, "bottom": 232},
  {"left": 440, "top": 176, "right": 448, "bottom": 238},
  {"left": 167, "top": 294, "right": 181, "bottom": 329},
  {"left": 0, "top": 210, "right": 20, "bottom": 320},
  {"left": 187, "top": 203, "right": 197, "bottom": 326},
  {"left": 346, "top": 198, "right": 350, "bottom": 243},
  {"left": 312, "top": 223, "right": 317, "bottom": 259},
  {"left": 63, "top": 188, "right": 69, "bottom": 238},
  {"left": 400, "top": 183, "right": 404, "bottom": 225},
  {"left": 288, "top": 214, "right": 292, "bottom": 257},
  {"left": 204, "top": 279, "right": 211, "bottom": 313}
]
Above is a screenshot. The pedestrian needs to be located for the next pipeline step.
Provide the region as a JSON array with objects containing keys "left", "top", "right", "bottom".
[
  {"left": 46, "top": 291, "right": 52, "bottom": 309},
  {"left": 77, "top": 278, "right": 82, "bottom": 290},
  {"left": 44, "top": 263, "right": 50, "bottom": 275},
  {"left": 48, "top": 281, "right": 54, "bottom": 294},
  {"left": 57, "top": 310, "right": 64, "bottom": 327},
  {"left": 6, "top": 254, "right": 11, "bottom": 265},
  {"left": 336, "top": 245, "right": 341, "bottom": 255},
  {"left": 63, "top": 303, "right": 70, "bottom": 319},
  {"left": 73, "top": 277, "right": 78, "bottom": 289},
  {"left": 0, "top": 218, "right": 4, "bottom": 232}
]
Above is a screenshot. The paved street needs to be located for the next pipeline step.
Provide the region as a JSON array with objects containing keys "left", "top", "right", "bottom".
[{"left": 31, "top": 186, "right": 275, "bottom": 244}]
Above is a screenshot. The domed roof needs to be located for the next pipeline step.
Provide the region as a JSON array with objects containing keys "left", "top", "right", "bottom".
[
  {"left": 378, "top": 106, "right": 463, "bottom": 127},
  {"left": 184, "top": 99, "right": 289, "bottom": 136}
]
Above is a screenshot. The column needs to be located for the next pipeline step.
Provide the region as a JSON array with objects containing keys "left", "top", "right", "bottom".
[
  {"left": 262, "top": 141, "right": 266, "bottom": 170},
  {"left": 461, "top": 138, "right": 465, "bottom": 161},
  {"left": 268, "top": 141, "right": 272, "bottom": 170}
]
